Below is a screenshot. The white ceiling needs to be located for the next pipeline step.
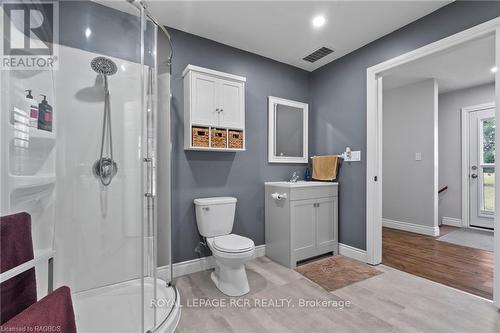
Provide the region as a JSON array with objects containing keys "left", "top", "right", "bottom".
[
  {"left": 99, "top": 0, "right": 451, "bottom": 71},
  {"left": 382, "top": 34, "right": 495, "bottom": 94}
]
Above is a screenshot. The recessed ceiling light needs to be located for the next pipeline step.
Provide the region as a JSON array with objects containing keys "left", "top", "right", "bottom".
[
  {"left": 491, "top": 66, "right": 498, "bottom": 73},
  {"left": 312, "top": 15, "right": 326, "bottom": 28},
  {"left": 85, "top": 27, "right": 92, "bottom": 39}
]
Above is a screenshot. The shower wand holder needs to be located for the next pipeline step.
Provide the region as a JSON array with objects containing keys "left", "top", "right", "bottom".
[{"left": 93, "top": 158, "right": 117, "bottom": 186}]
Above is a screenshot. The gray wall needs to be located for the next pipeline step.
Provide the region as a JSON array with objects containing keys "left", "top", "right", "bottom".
[
  {"left": 169, "top": 29, "right": 309, "bottom": 263},
  {"left": 438, "top": 83, "right": 495, "bottom": 223},
  {"left": 383, "top": 80, "right": 438, "bottom": 228},
  {"left": 309, "top": 1, "right": 500, "bottom": 250},
  {"left": 59, "top": 1, "right": 142, "bottom": 63}
]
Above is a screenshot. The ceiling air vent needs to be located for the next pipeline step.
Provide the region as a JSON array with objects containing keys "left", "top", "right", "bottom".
[{"left": 302, "top": 47, "right": 334, "bottom": 63}]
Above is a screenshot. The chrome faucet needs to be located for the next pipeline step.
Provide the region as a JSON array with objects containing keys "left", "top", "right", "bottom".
[{"left": 289, "top": 172, "right": 300, "bottom": 183}]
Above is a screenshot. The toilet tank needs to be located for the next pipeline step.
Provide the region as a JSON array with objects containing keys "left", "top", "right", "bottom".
[{"left": 194, "top": 197, "right": 237, "bottom": 238}]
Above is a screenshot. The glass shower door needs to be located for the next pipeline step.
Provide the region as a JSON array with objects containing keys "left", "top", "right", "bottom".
[{"left": 141, "top": 9, "right": 174, "bottom": 332}]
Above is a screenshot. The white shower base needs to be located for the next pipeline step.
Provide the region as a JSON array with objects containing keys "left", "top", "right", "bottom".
[{"left": 73, "top": 277, "right": 181, "bottom": 333}]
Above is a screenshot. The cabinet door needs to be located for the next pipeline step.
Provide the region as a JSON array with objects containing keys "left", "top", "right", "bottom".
[
  {"left": 316, "top": 197, "right": 336, "bottom": 248},
  {"left": 191, "top": 72, "right": 218, "bottom": 126},
  {"left": 291, "top": 200, "right": 316, "bottom": 259},
  {"left": 218, "top": 79, "right": 244, "bottom": 128}
]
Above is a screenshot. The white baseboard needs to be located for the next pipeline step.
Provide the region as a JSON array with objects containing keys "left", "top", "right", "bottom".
[
  {"left": 158, "top": 245, "right": 266, "bottom": 279},
  {"left": 383, "top": 218, "right": 439, "bottom": 237},
  {"left": 339, "top": 243, "right": 367, "bottom": 263},
  {"left": 441, "top": 217, "right": 463, "bottom": 227}
]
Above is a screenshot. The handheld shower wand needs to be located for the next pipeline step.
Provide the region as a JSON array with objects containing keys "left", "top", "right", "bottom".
[{"left": 91, "top": 56, "right": 118, "bottom": 186}]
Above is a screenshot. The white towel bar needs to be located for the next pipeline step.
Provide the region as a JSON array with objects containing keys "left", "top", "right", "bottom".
[{"left": 0, "top": 249, "right": 55, "bottom": 284}]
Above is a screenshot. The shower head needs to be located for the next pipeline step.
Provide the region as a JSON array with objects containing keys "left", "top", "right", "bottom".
[{"left": 91, "top": 57, "right": 117, "bottom": 76}]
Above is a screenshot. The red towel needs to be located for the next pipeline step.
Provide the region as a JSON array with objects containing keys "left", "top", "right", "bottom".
[
  {"left": 1, "top": 286, "right": 77, "bottom": 333},
  {"left": 0, "top": 212, "right": 37, "bottom": 324}
]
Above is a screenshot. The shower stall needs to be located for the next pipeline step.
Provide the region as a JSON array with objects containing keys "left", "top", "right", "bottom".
[{"left": 0, "top": 1, "right": 180, "bottom": 332}]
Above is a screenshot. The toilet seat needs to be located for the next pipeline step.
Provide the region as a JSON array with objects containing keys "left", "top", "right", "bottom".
[{"left": 211, "top": 234, "right": 254, "bottom": 253}]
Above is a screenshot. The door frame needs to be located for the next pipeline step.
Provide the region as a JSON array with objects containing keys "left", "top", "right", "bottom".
[
  {"left": 461, "top": 102, "right": 496, "bottom": 231},
  {"left": 366, "top": 16, "right": 500, "bottom": 307}
]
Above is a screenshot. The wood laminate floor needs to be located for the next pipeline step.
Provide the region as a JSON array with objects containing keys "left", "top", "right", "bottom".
[
  {"left": 383, "top": 226, "right": 494, "bottom": 299},
  {"left": 175, "top": 256, "right": 500, "bottom": 332}
]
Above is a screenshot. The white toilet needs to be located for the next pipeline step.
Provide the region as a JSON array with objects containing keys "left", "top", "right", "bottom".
[{"left": 194, "top": 197, "right": 255, "bottom": 296}]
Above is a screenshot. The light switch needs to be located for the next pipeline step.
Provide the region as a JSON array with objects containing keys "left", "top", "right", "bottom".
[
  {"left": 351, "top": 151, "right": 361, "bottom": 161},
  {"left": 344, "top": 150, "right": 361, "bottom": 162},
  {"left": 415, "top": 152, "right": 422, "bottom": 161}
]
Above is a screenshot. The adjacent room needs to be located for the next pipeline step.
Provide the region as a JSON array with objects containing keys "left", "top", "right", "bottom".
[
  {"left": 1, "top": 1, "right": 500, "bottom": 333},
  {"left": 381, "top": 34, "right": 495, "bottom": 299}
]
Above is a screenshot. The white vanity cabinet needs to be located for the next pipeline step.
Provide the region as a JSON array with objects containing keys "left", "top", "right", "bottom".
[
  {"left": 265, "top": 181, "right": 338, "bottom": 268},
  {"left": 183, "top": 65, "right": 246, "bottom": 151}
]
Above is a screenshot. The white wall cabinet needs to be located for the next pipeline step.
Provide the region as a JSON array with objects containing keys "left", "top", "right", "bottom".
[
  {"left": 265, "top": 182, "right": 338, "bottom": 268},
  {"left": 183, "top": 65, "right": 246, "bottom": 151}
]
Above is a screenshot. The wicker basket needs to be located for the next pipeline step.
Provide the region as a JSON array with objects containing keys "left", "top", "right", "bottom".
[
  {"left": 192, "top": 126, "right": 209, "bottom": 147},
  {"left": 228, "top": 130, "right": 244, "bottom": 149},
  {"left": 210, "top": 128, "right": 227, "bottom": 148}
]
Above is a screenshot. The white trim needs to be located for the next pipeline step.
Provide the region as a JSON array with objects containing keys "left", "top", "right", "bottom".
[
  {"left": 461, "top": 102, "right": 496, "bottom": 229},
  {"left": 366, "top": 17, "right": 500, "bottom": 307},
  {"left": 339, "top": 243, "right": 367, "bottom": 263},
  {"left": 268, "top": 96, "right": 308, "bottom": 164},
  {"left": 494, "top": 26, "right": 500, "bottom": 308},
  {"left": 441, "top": 217, "right": 463, "bottom": 227},
  {"left": 433, "top": 80, "right": 439, "bottom": 232},
  {"left": 383, "top": 219, "right": 440, "bottom": 237},
  {"left": 182, "top": 64, "right": 246, "bottom": 82},
  {"left": 158, "top": 245, "right": 266, "bottom": 279}
]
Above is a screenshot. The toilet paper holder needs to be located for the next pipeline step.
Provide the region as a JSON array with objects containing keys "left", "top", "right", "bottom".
[{"left": 271, "top": 192, "right": 287, "bottom": 200}]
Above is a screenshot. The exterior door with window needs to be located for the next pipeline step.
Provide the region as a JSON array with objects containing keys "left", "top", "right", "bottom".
[{"left": 469, "top": 108, "right": 495, "bottom": 229}]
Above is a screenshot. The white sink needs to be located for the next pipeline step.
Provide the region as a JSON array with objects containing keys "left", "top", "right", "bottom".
[{"left": 264, "top": 181, "right": 337, "bottom": 188}]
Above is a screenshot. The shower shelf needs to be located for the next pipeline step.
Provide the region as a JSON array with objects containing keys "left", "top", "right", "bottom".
[
  {"left": 9, "top": 174, "right": 56, "bottom": 189},
  {"left": 7, "top": 124, "right": 55, "bottom": 141},
  {"left": 30, "top": 128, "right": 55, "bottom": 140}
]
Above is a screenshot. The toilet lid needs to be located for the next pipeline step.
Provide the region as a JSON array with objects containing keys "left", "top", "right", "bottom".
[{"left": 213, "top": 234, "right": 254, "bottom": 253}]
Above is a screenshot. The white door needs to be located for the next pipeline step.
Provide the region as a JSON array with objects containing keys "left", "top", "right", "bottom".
[
  {"left": 191, "top": 72, "right": 218, "bottom": 126},
  {"left": 218, "top": 79, "right": 244, "bottom": 128},
  {"left": 469, "top": 108, "right": 495, "bottom": 229}
]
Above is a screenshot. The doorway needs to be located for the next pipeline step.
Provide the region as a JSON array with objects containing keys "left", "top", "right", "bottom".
[{"left": 366, "top": 18, "right": 500, "bottom": 307}]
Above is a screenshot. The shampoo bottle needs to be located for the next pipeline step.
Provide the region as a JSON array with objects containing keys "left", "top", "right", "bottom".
[
  {"left": 38, "top": 94, "right": 53, "bottom": 132},
  {"left": 25, "top": 90, "right": 39, "bottom": 128}
]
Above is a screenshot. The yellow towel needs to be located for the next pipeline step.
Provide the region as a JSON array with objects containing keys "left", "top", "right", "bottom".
[{"left": 312, "top": 155, "right": 338, "bottom": 181}]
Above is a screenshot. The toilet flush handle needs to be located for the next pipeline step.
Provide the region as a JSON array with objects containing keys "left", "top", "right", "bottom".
[{"left": 202, "top": 207, "right": 210, "bottom": 211}]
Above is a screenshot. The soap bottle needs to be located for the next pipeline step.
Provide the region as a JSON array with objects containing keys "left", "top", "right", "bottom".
[
  {"left": 305, "top": 167, "right": 312, "bottom": 181},
  {"left": 38, "top": 94, "right": 53, "bottom": 132},
  {"left": 25, "top": 90, "right": 39, "bottom": 128}
]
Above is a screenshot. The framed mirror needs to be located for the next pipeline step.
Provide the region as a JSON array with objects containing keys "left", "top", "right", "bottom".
[{"left": 268, "top": 96, "right": 308, "bottom": 163}]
